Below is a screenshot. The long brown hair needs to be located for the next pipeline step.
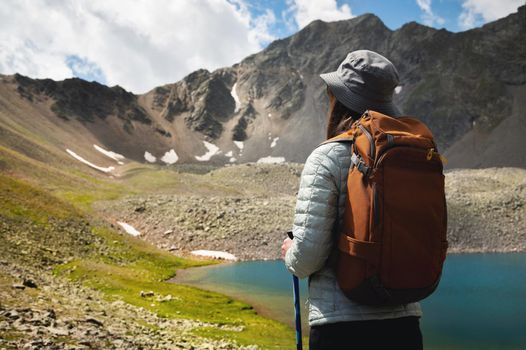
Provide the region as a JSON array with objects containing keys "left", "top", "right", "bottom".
[{"left": 326, "top": 88, "right": 362, "bottom": 139}]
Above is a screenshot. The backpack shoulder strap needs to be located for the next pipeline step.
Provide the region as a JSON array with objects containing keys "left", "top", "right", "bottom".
[{"left": 317, "top": 132, "right": 354, "bottom": 147}]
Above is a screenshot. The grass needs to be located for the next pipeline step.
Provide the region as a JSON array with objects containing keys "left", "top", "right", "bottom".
[
  {"left": 0, "top": 145, "right": 127, "bottom": 212},
  {"left": 0, "top": 166, "right": 296, "bottom": 348},
  {"left": 0, "top": 143, "right": 244, "bottom": 213},
  {"left": 116, "top": 164, "right": 244, "bottom": 197},
  {"left": 0, "top": 172, "right": 79, "bottom": 224},
  {"left": 54, "top": 226, "right": 296, "bottom": 348}
]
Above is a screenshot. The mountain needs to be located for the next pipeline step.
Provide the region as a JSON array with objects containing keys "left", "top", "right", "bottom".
[{"left": 1, "top": 6, "right": 525, "bottom": 170}]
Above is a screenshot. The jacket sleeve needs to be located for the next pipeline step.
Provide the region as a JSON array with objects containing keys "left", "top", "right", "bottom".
[{"left": 285, "top": 144, "right": 340, "bottom": 278}]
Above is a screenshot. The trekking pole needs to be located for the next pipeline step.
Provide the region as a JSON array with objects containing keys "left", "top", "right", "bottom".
[{"left": 287, "top": 231, "right": 303, "bottom": 350}]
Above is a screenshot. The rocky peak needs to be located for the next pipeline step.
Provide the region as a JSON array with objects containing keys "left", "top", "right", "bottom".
[
  {"left": 13, "top": 73, "right": 151, "bottom": 127},
  {"left": 147, "top": 67, "right": 238, "bottom": 139}
]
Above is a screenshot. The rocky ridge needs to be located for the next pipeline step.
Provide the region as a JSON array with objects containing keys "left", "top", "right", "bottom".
[{"left": 1, "top": 6, "right": 525, "bottom": 167}]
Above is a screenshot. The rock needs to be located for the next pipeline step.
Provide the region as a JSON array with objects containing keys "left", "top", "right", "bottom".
[
  {"left": 85, "top": 318, "right": 103, "bottom": 327},
  {"left": 45, "top": 309, "right": 56, "bottom": 320},
  {"left": 12, "top": 283, "right": 26, "bottom": 290},
  {"left": 157, "top": 295, "right": 174, "bottom": 303},
  {"left": 23, "top": 279, "right": 38, "bottom": 288},
  {"left": 5, "top": 310, "right": 20, "bottom": 320},
  {"left": 140, "top": 290, "right": 155, "bottom": 298},
  {"left": 48, "top": 327, "right": 69, "bottom": 336}
]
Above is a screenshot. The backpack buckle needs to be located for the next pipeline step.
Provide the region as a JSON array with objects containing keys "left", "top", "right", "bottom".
[{"left": 351, "top": 153, "right": 370, "bottom": 176}]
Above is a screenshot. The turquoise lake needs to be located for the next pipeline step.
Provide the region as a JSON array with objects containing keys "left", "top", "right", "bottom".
[{"left": 175, "top": 253, "right": 526, "bottom": 349}]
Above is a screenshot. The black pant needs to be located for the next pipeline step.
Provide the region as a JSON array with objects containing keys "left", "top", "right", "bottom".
[{"left": 309, "top": 316, "right": 423, "bottom": 350}]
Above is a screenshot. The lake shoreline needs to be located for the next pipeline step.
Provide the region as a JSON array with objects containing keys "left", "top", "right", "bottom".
[
  {"left": 175, "top": 246, "right": 526, "bottom": 263},
  {"left": 171, "top": 253, "right": 526, "bottom": 349},
  {"left": 170, "top": 261, "right": 309, "bottom": 332},
  {"left": 170, "top": 250, "right": 526, "bottom": 332}
]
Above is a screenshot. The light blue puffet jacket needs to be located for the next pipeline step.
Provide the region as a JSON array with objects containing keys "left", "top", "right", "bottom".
[{"left": 285, "top": 142, "right": 422, "bottom": 326}]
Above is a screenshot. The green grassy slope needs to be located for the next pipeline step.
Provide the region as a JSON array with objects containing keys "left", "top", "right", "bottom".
[{"left": 0, "top": 158, "right": 296, "bottom": 348}]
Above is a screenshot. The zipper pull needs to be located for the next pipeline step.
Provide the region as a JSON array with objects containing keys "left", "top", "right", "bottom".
[
  {"left": 427, "top": 148, "right": 434, "bottom": 160},
  {"left": 427, "top": 148, "right": 449, "bottom": 165}
]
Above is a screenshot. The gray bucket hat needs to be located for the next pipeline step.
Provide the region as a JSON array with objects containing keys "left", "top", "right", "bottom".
[{"left": 320, "top": 50, "right": 401, "bottom": 116}]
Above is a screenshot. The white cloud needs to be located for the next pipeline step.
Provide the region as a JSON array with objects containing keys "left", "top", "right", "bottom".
[
  {"left": 287, "top": 0, "right": 353, "bottom": 29},
  {"left": 0, "top": 0, "right": 276, "bottom": 93},
  {"left": 416, "top": 0, "right": 445, "bottom": 27},
  {"left": 249, "top": 8, "right": 277, "bottom": 45},
  {"left": 459, "top": 0, "right": 524, "bottom": 29}
]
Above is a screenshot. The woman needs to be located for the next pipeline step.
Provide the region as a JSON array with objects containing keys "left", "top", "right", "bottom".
[{"left": 281, "top": 50, "right": 423, "bottom": 349}]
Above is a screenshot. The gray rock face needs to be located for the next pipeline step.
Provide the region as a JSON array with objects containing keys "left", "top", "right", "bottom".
[
  {"left": 183, "top": 70, "right": 236, "bottom": 139},
  {"left": 150, "top": 69, "right": 237, "bottom": 139},
  {"left": 144, "top": 6, "right": 526, "bottom": 164},
  {"left": 14, "top": 74, "right": 151, "bottom": 126},
  {"left": 232, "top": 104, "right": 256, "bottom": 141}
]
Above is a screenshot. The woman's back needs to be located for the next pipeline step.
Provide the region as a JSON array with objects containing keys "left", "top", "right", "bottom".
[{"left": 287, "top": 141, "right": 422, "bottom": 326}]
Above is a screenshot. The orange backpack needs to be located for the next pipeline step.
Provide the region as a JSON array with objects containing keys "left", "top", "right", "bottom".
[{"left": 326, "top": 110, "right": 448, "bottom": 305}]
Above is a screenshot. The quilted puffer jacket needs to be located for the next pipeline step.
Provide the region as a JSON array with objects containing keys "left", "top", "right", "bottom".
[{"left": 285, "top": 142, "right": 422, "bottom": 326}]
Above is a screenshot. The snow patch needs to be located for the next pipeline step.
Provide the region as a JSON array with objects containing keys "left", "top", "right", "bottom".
[
  {"left": 270, "top": 137, "right": 279, "bottom": 148},
  {"left": 191, "top": 250, "right": 237, "bottom": 261},
  {"left": 195, "top": 141, "right": 220, "bottom": 161},
  {"left": 225, "top": 150, "right": 233, "bottom": 157},
  {"left": 257, "top": 156, "right": 285, "bottom": 164},
  {"left": 93, "top": 144, "right": 125, "bottom": 164},
  {"left": 161, "top": 149, "right": 179, "bottom": 164},
  {"left": 267, "top": 113, "right": 272, "bottom": 118},
  {"left": 144, "top": 151, "right": 157, "bottom": 163},
  {"left": 229, "top": 157, "right": 237, "bottom": 163},
  {"left": 66, "top": 149, "right": 114, "bottom": 173},
  {"left": 230, "top": 83, "right": 241, "bottom": 113},
  {"left": 117, "top": 221, "right": 141, "bottom": 237},
  {"left": 233, "top": 141, "right": 244, "bottom": 150},
  {"left": 395, "top": 86, "right": 403, "bottom": 94}
]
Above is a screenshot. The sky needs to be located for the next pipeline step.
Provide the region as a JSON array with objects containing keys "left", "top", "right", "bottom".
[{"left": 0, "top": 0, "right": 524, "bottom": 93}]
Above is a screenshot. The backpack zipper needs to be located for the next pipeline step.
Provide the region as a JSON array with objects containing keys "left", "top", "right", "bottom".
[{"left": 373, "top": 183, "right": 379, "bottom": 227}]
